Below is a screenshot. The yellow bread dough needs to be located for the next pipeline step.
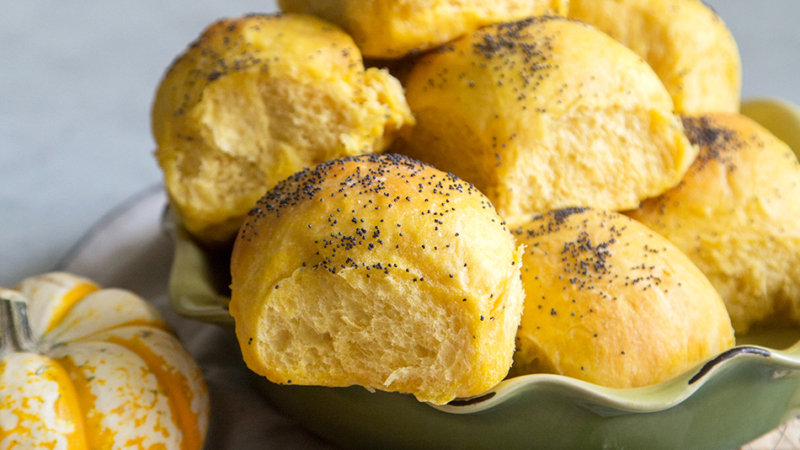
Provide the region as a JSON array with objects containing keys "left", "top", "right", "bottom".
[
  {"left": 512, "top": 208, "right": 734, "bottom": 388},
  {"left": 568, "top": 0, "right": 741, "bottom": 114},
  {"left": 627, "top": 113, "right": 800, "bottom": 333},
  {"left": 399, "top": 16, "right": 696, "bottom": 226},
  {"left": 278, "top": 0, "right": 568, "bottom": 59},
  {"left": 364, "top": 54, "right": 419, "bottom": 87},
  {"left": 152, "top": 14, "right": 414, "bottom": 243},
  {"left": 230, "top": 154, "right": 525, "bottom": 404}
]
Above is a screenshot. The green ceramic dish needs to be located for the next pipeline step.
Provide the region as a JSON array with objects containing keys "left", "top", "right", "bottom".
[
  {"left": 165, "top": 98, "right": 800, "bottom": 450},
  {"left": 741, "top": 98, "right": 800, "bottom": 159}
]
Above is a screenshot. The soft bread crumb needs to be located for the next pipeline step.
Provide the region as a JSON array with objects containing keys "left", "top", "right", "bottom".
[
  {"left": 152, "top": 14, "right": 414, "bottom": 243},
  {"left": 230, "top": 154, "right": 525, "bottom": 404}
]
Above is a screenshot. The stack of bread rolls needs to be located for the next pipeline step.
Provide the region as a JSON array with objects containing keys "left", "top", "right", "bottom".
[{"left": 152, "top": 0, "right": 800, "bottom": 404}]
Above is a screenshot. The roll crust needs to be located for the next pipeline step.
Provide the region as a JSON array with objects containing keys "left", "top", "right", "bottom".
[
  {"left": 568, "top": 0, "right": 741, "bottom": 114},
  {"left": 398, "top": 16, "right": 696, "bottom": 226},
  {"left": 627, "top": 113, "right": 800, "bottom": 333},
  {"left": 278, "top": 0, "right": 568, "bottom": 58},
  {"left": 230, "top": 154, "right": 525, "bottom": 404},
  {"left": 152, "top": 14, "right": 414, "bottom": 243},
  {"left": 512, "top": 208, "right": 734, "bottom": 388}
]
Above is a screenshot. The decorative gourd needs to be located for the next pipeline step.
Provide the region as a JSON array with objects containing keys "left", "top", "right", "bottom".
[{"left": 0, "top": 272, "right": 209, "bottom": 450}]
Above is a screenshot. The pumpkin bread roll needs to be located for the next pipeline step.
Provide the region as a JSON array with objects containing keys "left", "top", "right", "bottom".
[
  {"left": 230, "top": 154, "right": 525, "bottom": 404},
  {"left": 399, "top": 16, "right": 696, "bottom": 227},
  {"left": 277, "top": 0, "right": 568, "bottom": 59},
  {"left": 568, "top": 0, "right": 741, "bottom": 114},
  {"left": 511, "top": 208, "right": 734, "bottom": 388},
  {"left": 627, "top": 114, "right": 800, "bottom": 333},
  {"left": 153, "top": 14, "right": 414, "bottom": 244}
]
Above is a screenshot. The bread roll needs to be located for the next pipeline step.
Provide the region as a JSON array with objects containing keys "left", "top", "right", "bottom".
[
  {"left": 230, "top": 154, "right": 525, "bottom": 404},
  {"left": 568, "top": 0, "right": 741, "bottom": 114},
  {"left": 627, "top": 113, "right": 800, "bottom": 333},
  {"left": 277, "top": 0, "right": 568, "bottom": 59},
  {"left": 398, "top": 16, "right": 696, "bottom": 227},
  {"left": 152, "top": 14, "right": 414, "bottom": 244},
  {"left": 511, "top": 208, "right": 734, "bottom": 388}
]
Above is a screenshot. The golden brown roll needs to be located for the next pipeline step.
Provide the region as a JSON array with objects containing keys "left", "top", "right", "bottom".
[
  {"left": 511, "top": 208, "right": 734, "bottom": 388},
  {"left": 627, "top": 113, "right": 800, "bottom": 333},
  {"left": 152, "top": 14, "right": 414, "bottom": 244},
  {"left": 277, "top": 0, "right": 568, "bottom": 58},
  {"left": 568, "top": 0, "right": 741, "bottom": 114},
  {"left": 399, "top": 16, "right": 696, "bottom": 227},
  {"left": 230, "top": 154, "right": 525, "bottom": 404}
]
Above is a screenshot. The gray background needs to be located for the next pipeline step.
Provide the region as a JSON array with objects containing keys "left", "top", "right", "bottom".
[{"left": 1, "top": 0, "right": 798, "bottom": 287}]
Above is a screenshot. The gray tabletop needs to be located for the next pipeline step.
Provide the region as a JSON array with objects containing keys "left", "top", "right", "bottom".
[{"left": 1, "top": 0, "right": 798, "bottom": 287}]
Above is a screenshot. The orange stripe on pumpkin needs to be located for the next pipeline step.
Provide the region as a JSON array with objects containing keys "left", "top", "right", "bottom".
[
  {"left": 48, "top": 359, "right": 89, "bottom": 450},
  {"left": 66, "top": 319, "right": 171, "bottom": 344},
  {"left": 56, "top": 356, "right": 116, "bottom": 450},
  {"left": 106, "top": 335, "right": 204, "bottom": 450},
  {"left": 0, "top": 357, "right": 89, "bottom": 450},
  {"left": 46, "top": 284, "right": 100, "bottom": 333}
]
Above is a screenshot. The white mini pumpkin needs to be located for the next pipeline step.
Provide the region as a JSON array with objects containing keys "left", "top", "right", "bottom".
[{"left": 0, "top": 272, "right": 209, "bottom": 450}]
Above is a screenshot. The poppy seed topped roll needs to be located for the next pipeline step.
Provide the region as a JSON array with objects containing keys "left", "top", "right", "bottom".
[
  {"left": 230, "top": 154, "right": 525, "bottom": 404},
  {"left": 628, "top": 113, "right": 800, "bottom": 333},
  {"left": 512, "top": 208, "right": 734, "bottom": 388},
  {"left": 398, "top": 16, "right": 696, "bottom": 226}
]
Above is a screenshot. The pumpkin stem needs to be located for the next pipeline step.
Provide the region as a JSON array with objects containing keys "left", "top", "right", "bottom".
[{"left": 0, "top": 288, "right": 37, "bottom": 356}]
